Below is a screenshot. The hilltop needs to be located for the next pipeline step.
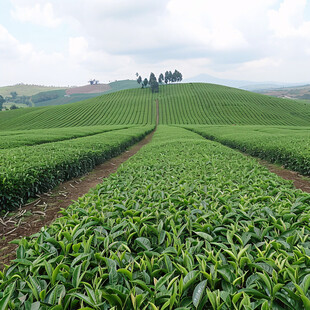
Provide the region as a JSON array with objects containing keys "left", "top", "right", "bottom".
[{"left": 1, "top": 83, "right": 310, "bottom": 131}]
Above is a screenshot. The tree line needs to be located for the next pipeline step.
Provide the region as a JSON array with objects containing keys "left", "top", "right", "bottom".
[{"left": 136, "top": 70, "right": 183, "bottom": 93}]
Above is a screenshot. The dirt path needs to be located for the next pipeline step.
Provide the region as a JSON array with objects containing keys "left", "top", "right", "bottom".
[
  {"left": 258, "top": 159, "right": 310, "bottom": 193},
  {"left": 0, "top": 131, "right": 155, "bottom": 269}
]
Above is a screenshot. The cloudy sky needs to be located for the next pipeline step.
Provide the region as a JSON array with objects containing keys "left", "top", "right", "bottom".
[{"left": 1, "top": 0, "right": 310, "bottom": 86}]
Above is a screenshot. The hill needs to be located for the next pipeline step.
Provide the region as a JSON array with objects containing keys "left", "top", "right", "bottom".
[
  {"left": 255, "top": 84, "right": 310, "bottom": 102},
  {"left": 0, "top": 80, "right": 140, "bottom": 108},
  {"left": 0, "top": 84, "right": 66, "bottom": 97},
  {"left": 1, "top": 83, "right": 310, "bottom": 130}
]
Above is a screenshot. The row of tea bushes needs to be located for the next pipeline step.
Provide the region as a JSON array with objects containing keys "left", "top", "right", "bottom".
[
  {"left": 1, "top": 126, "right": 310, "bottom": 309},
  {"left": 0, "top": 126, "right": 153, "bottom": 210}
]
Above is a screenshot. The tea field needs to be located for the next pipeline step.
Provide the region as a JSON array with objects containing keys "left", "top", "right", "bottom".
[
  {"left": 1, "top": 127, "right": 310, "bottom": 309},
  {"left": 185, "top": 125, "right": 310, "bottom": 176},
  {"left": 1, "top": 83, "right": 310, "bottom": 131},
  {"left": 1, "top": 83, "right": 310, "bottom": 309},
  {"left": 0, "top": 126, "right": 153, "bottom": 210},
  {"left": 0, "top": 126, "right": 132, "bottom": 149}
]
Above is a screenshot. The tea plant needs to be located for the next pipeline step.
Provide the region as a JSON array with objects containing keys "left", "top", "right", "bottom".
[
  {"left": 0, "top": 126, "right": 131, "bottom": 149},
  {"left": 0, "top": 126, "right": 153, "bottom": 210},
  {"left": 1, "top": 126, "right": 310, "bottom": 309},
  {"left": 186, "top": 125, "right": 310, "bottom": 175},
  {"left": 1, "top": 83, "right": 310, "bottom": 131}
]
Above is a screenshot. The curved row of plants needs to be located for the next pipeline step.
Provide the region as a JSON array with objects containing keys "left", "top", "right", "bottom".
[
  {"left": 185, "top": 125, "right": 310, "bottom": 176},
  {"left": 1, "top": 126, "right": 310, "bottom": 309},
  {"left": 0, "top": 126, "right": 153, "bottom": 210},
  {"left": 1, "top": 83, "right": 310, "bottom": 131},
  {"left": 0, "top": 126, "right": 132, "bottom": 149},
  {"left": 0, "top": 89, "right": 156, "bottom": 131},
  {"left": 158, "top": 84, "right": 310, "bottom": 126}
]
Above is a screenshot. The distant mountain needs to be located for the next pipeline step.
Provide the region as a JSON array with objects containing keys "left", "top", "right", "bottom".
[{"left": 184, "top": 74, "right": 305, "bottom": 91}]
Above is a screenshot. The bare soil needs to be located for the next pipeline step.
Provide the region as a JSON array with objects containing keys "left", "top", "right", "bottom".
[
  {"left": 258, "top": 159, "right": 310, "bottom": 193},
  {"left": 66, "top": 84, "right": 111, "bottom": 95},
  {"left": 0, "top": 131, "right": 154, "bottom": 269}
]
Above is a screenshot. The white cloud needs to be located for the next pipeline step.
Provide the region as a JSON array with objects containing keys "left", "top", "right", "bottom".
[
  {"left": 0, "top": 24, "right": 33, "bottom": 60},
  {"left": 1, "top": 0, "right": 310, "bottom": 85},
  {"left": 11, "top": 2, "right": 61, "bottom": 28},
  {"left": 268, "top": 0, "right": 310, "bottom": 38}
]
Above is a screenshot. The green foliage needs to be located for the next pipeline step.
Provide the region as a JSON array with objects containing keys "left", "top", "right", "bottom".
[
  {"left": 186, "top": 125, "right": 310, "bottom": 175},
  {"left": 32, "top": 90, "right": 64, "bottom": 104},
  {"left": 0, "top": 95, "right": 4, "bottom": 110},
  {"left": 1, "top": 126, "right": 310, "bottom": 309},
  {"left": 157, "top": 83, "right": 310, "bottom": 125},
  {"left": 0, "top": 87, "right": 156, "bottom": 130},
  {"left": 0, "top": 126, "right": 153, "bottom": 210},
  {"left": 137, "top": 76, "right": 142, "bottom": 85},
  {"left": 10, "top": 104, "right": 18, "bottom": 110},
  {"left": 143, "top": 78, "right": 148, "bottom": 88},
  {"left": 10, "top": 91, "right": 17, "bottom": 99},
  {"left": 1, "top": 83, "right": 310, "bottom": 131},
  {"left": 0, "top": 125, "right": 131, "bottom": 149}
]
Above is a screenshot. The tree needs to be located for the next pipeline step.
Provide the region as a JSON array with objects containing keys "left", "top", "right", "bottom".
[
  {"left": 149, "top": 73, "right": 159, "bottom": 93},
  {"left": 173, "top": 69, "right": 183, "bottom": 82},
  {"left": 88, "top": 79, "right": 99, "bottom": 85},
  {"left": 150, "top": 80, "right": 159, "bottom": 93},
  {"left": 0, "top": 95, "right": 5, "bottom": 110},
  {"left": 137, "top": 75, "right": 142, "bottom": 86},
  {"left": 164, "top": 71, "right": 169, "bottom": 84},
  {"left": 158, "top": 73, "right": 164, "bottom": 84},
  {"left": 10, "top": 91, "right": 17, "bottom": 99},
  {"left": 10, "top": 104, "right": 18, "bottom": 110},
  {"left": 143, "top": 78, "right": 148, "bottom": 88},
  {"left": 149, "top": 72, "right": 156, "bottom": 84},
  {"left": 168, "top": 71, "right": 173, "bottom": 83}
]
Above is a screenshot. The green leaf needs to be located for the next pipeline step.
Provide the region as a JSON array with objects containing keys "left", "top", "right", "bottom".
[
  {"left": 135, "top": 237, "right": 152, "bottom": 250},
  {"left": 117, "top": 268, "right": 133, "bottom": 281},
  {"left": 192, "top": 280, "right": 207, "bottom": 308},
  {"left": 155, "top": 272, "right": 173, "bottom": 291},
  {"left": 194, "top": 231, "right": 213, "bottom": 242},
  {"left": 183, "top": 270, "right": 199, "bottom": 292}
]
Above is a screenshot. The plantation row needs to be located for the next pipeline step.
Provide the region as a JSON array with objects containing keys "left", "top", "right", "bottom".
[
  {"left": 1, "top": 126, "right": 310, "bottom": 309},
  {"left": 0, "top": 89, "right": 156, "bottom": 130},
  {"left": 185, "top": 125, "right": 310, "bottom": 176},
  {"left": 0, "top": 126, "right": 153, "bottom": 210},
  {"left": 157, "top": 84, "right": 310, "bottom": 126},
  {"left": 1, "top": 83, "right": 310, "bottom": 131},
  {"left": 0, "top": 125, "right": 131, "bottom": 149}
]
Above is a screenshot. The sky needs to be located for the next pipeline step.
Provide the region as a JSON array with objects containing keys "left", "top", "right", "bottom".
[{"left": 0, "top": 0, "right": 310, "bottom": 86}]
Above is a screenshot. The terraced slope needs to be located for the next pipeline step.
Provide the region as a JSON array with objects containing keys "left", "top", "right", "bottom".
[
  {"left": 158, "top": 83, "right": 310, "bottom": 125},
  {"left": 1, "top": 83, "right": 310, "bottom": 130},
  {"left": 0, "top": 89, "right": 155, "bottom": 130}
]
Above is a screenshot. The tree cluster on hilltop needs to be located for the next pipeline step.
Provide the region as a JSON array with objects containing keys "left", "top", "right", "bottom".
[
  {"left": 88, "top": 79, "right": 99, "bottom": 85},
  {"left": 136, "top": 70, "right": 183, "bottom": 93}
]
